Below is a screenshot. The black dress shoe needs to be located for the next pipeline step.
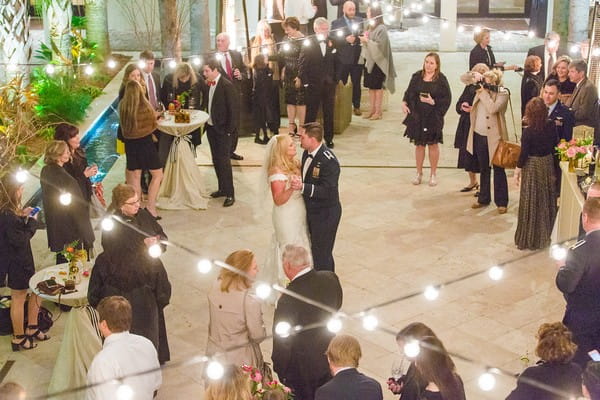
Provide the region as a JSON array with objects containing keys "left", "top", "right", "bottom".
[
  {"left": 326, "top": 141, "right": 334, "bottom": 148},
  {"left": 230, "top": 153, "right": 244, "bottom": 160},
  {"left": 223, "top": 197, "right": 235, "bottom": 207},
  {"left": 210, "top": 191, "right": 225, "bottom": 198}
]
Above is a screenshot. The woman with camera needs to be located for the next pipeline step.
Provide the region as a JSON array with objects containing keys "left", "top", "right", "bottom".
[
  {"left": 514, "top": 97, "right": 559, "bottom": 250},
  {"left": 0, "top": 173, "right": 48, "bottom": 351},
  {"left": 466, "top": 70, "right": 510, "bottom": 213},
  {"left": 402, "top": 52, "right": 452, "bottom": 186}
]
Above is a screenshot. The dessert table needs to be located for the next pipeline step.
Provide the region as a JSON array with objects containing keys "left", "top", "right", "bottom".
[
  {"left": 30, "top": 264, "right": 102, "bottom": 400},
  {"left": 157, "top": 109, "right": 209, "bottom": 210}
]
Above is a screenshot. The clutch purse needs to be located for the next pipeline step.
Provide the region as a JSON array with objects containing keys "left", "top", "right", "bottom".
[
  {"left": 492, "top": 140, "right": 521, "bottom": 169},
  {"left": 36, "top": 279, "right": 64, "bottom": 296}
]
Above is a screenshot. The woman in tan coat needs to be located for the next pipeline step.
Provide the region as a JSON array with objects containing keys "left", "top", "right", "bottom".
[
  {"left": 466, "top": 69, "right": 510, "bottom": 214},
  {"left": 206, "top": 250, "right": 266, "bottom": 368}
]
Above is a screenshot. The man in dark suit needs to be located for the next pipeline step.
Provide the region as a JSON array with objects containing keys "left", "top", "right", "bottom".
[
  {"left": 202, "top": 59, "right": 238, "bottom": 207},
  {"left": 272, "top": 244, "right": 343, "bottom": 400},
  {"left": 543, "top": 79, "right": 575, "bottom": 141},
  {"left": 526, "top": 31, "right": 563, "bottom": 80},
  {"left": 291, "top": 123, "right": 341, "bottom": 272},
  {"left": 329, "top": 0, "right": 362, "bottom": 18},
  {"left": 298, "top": 18, "right": 337, "bottom": 148},
  {"left": 315, "top": 334, "right": 383, "bottom": 400},
  {"left": 331, "top": 1, "right": 364, "bottom": 116},
  {"left": 556, "top": 197, "right": 600, "bottom": 367},
  {"left": 566, "top": 59, "right": 599, "bottom": 132},
  {"left": 215, "top": 32, "right": 247, "bottom": 161}
]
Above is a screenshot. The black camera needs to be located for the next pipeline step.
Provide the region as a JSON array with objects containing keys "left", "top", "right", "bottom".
[{"left": 481, "top": 82, "right": 499, "bottom": 92}]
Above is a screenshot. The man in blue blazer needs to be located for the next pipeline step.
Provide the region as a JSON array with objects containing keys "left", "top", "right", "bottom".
[
  {"left": 315, "top": 334, "right": 383, "bottom": 400},
  {"left": 543, "top": 79, "right": 575, "bottom": 141}
]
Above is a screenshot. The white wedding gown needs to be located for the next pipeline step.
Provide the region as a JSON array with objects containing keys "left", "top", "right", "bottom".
[{"left": 261, "top": 173, "right": 311, "bottom": 285}]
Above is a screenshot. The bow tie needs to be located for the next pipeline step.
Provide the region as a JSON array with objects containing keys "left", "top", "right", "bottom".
[
  {"left": 207, "top": 80, "right": 216, "bottom": 86},
  {"left": 307, "top": 154, "right": 314, "bottom": 159}
]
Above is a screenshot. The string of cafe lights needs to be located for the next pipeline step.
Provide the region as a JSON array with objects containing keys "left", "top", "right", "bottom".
[
  {"left": 11, "top": 167, "right": 582, "bottom": 400},
  {"left": 3, "top": 0, "right": 572, "bottom": 78}
]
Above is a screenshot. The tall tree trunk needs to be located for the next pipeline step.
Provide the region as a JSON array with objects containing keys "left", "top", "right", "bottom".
[
  {"left": 0, "top": 0, "right": 32, "bottom": 81},
  {"left": 190, "top": 0, "right": 210, "bottom": 55},
  {"left": 568, "top": 0, "right": 589, "bottom": 46},
  {"left": 85, "top": 0, "right": 110, "bottom": 57},
  {"left": 158, "top": 0, "right": 181, "bottom": 60},
  {"left": 44, "top": 0, "right": 73, "bottom": 63}
]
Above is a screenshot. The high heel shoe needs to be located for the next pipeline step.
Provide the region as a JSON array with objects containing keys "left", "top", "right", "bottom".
[
  {"left": 27, "top": 325, "right": 50, "bottom": 341},
  {"left": 412, "top": 173, "right": 423, "bottom": 185},
  {"left": 11, "top": 335, "right": 36, "bottom": 351},
  {"left": 369, "top": 114, "right": 382, "bottom": 120},
  {"left": 429, "top": 174, "right": 437, "bottom": 187},
  {"left": 460, "top": 183, "right": 479, "bottom": 192}
]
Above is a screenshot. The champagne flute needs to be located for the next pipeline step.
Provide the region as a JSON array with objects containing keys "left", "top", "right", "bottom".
[{"left": 391, "top": 357, "right": 409, "bottom": 383}]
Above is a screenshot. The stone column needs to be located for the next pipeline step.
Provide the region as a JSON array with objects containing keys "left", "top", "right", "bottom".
[
  {"left": 439, "top": 0, "right": 457, "bottom": 52},
  {"left": 568, "top": 0, "right": 590, "bottom": 45}
]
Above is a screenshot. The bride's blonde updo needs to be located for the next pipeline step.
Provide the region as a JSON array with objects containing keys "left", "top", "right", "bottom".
[{"left": 268, "top": 134, "right": 300, "bottom": 175}]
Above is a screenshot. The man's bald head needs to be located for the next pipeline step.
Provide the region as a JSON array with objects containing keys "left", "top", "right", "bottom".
[{"left": 343, "top": 1, "right": 356, "bottom": 18}]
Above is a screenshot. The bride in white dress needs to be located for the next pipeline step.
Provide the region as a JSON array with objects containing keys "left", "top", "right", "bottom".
[{"left": 259, "top": 134, "right": 311, "bottom": 285}]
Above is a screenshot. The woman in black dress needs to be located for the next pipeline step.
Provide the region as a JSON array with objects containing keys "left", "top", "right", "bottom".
[
  {"left": 119, "top": 80, "right": 162, "bottom": 218},
  {"left": 514, "top": 97, "right": 559, "bottom": 250},
  {"left": 53, "top": 123, "right": 97, "bottom": 208},
  {"left": 280, "top": 17, "right": 306, "bottom": 136},
  {"left": 402, "top": 52, "right": 452, "bottom": 187},
  {"left": 545, "top": 55, "right": 576, "bottom": 104},
  {"left": 40, "top": 141, "right": 95, "bottom": 263},
  {"left": 88, "top": 183, "right": 172, "bottom": 364},
  {"left": 506, "top": 322, "right": 582, "bottom": 400},
  {"left": 0, "top": 174, "right": 48, "bottom": 351},
  {"left": 415, "top": 336, "right": 465, "bottom": 400},
  {"left": 454, "top": 63, "right": 489, "bottom": 192},
  {"left": 520, "top": 55, "right": 543, "bottom": 116},
  {"left": 252, "top": 54, "right": 273, "bottom": 144}
]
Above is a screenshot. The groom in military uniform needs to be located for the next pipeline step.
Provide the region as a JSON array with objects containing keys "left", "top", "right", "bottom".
[{"left": 291, "top": 122, "right": 342, "bottom": 271}]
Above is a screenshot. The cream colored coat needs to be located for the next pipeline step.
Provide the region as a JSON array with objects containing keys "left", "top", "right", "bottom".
[
  {"left": 206, "top": 282, "right": 266, "bottom": 367},
  {"left": 466, "top": 88, "right": 509, "bottom": 166}
]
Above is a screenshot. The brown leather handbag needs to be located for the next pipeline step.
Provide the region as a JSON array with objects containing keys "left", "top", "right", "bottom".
[{"left": 492, "top": 92, "right": 520, "bottom": 169}]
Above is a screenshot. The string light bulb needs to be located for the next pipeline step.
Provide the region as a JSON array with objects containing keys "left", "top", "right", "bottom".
[
  {"left": 457, "top": 25, "right": 465, "bottom": 33},
  {"left": 362, "top": 314, "right": 378, "bottom": 331},
  {"left": 107, "top": 59, "right": 117, "bottom": 69},
  {"left": 283, "top": 42, "right": 291, "bottom": 51},
  {"left": 255, "top": 282, "right": 272, "bottom": 299},
  {"left": 261, "top": 47, "right": 269, "bottom": 55},
  {"left": 197, "top": 259, "right": 212, "bottom": 274},
  {"left": 570, "top": 45, "right": 580, "bottom": 55},
  {"left": 148, "top": 243, "right": 162, "bottom": 258},
  {"left": 593, "top": 48, "right": 600, "bottom": 57},
  {"left": 168, "top": 59, "right": 177, "bottom": 69},
  {"left": 192, "top": 57, "right": 202, "bottom": 66},
  {"left": 206, "top": 360, "right": 225, "bottom": 380},
  {"left": 528, "top": 30, "right": 535, "bottom": 38},
  {"left": 303, "top": 39, "right": 311, "bottom": 47},
  {"left": 316, "top": 33, "right": 325, "bottom": 41},
  {"left": 423, "top": 285, "right": 439, "bottom": 301},
  {"left": 336, "top": 30, "right": 344, "bottom": 37},
  {"left": 116, "top": 383, "right": 134, "bottom": 400},
  {"left": 474, "top": 26, "right": 482, "bottom": 33},
  {"left": 441, "top": 20, "right": 449, "bottom": 29},
  {"left": 478, "top": 372, "right": 496, "bottom": 391},
  {"left": 388, "top": 14, "right": 396, "bottom": 21},
  {"left": 351, "top": 23, "right": 359, "bottom": 32},
  {"left": 422, "top": 15, "right": 429, "bottom": 23},
  {"left": 488, "top": 266, "right": 504, "bottom": 281},
  {"left": 15, "top": 169, "right": 27, "bottom": 183},
  {"left": 215, "top": 53, "right": 223, "bottom": 61},
  {"left": 59, "top": 192, "right": 72, "bottom": 206},
  {"left": 137, "top": 60, "right": 147, "bottom": 69},
  {"left": 237, "top": 46, "right": 243, "bottom": 53},
  {"left": 371, "top": 1, "right": 378, "bottom": 7},
  {"left": 327, "top": 316, "right": 343, "bottom": 333},
  {"left": 403, "top": 9, "right": 410, "bottom": 16},
  {"left": 45, "top": 64, "right": 56, "bottom": 75},
  {"left": 84, "top": 65, "right": 94, "bottom": 75},
  {"left": 503, "top": 31, "right": 511, "bottom": 40},
  {"left": 415, "top": 3, "right": 423, "bottom": 11},
  {"left": 369, "top": 19, "right": 375, "bottom": 26},
  {"left": 551, "top": 244, "right": 567, "bottom": 261},
  {"left": 101, "top": 217, "right": 115, "bottom": 231},
  {"left": 404, "top": 340, "right": 420, "bottom": 357},
  {"left": 385, "top": 4, "right": 393, "bottom": 12},
  {"left": 275, "top": 321, "right": 292, "bottom": 338}
]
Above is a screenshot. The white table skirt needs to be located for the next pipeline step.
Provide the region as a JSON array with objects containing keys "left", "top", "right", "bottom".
[{"left": 554, "top": 161, "right": 586, "bottom": 243}]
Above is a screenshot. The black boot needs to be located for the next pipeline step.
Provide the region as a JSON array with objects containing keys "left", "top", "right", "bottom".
[{"left": 254, "top": 132, "right": 262, "bottom": 144}]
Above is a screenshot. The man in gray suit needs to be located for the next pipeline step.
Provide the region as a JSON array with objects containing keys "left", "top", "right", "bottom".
[{"left": 566, "top": 59, "right": 599, "bottom": 129}]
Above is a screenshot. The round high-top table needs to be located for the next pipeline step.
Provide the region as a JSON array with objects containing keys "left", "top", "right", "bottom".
[{"left": 157, "top": 110, "right": 210, "bottom": 210}]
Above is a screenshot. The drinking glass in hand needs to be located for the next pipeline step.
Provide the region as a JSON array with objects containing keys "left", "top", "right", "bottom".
[{"left": 391, "top": 357, "right": 409, "bottom": 383}]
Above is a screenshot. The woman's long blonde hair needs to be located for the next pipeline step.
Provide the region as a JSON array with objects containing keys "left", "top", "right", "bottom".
[
  {"left": 172, "top": 62, "right": 197, "bottom": 90},
  {"left": 119, "top": 80, "right": 154, "bottom": 135},
  {"left": 204, "top": 365, "right": 252, "bottom": 400},
  {"left": 268, "top": 135, "right": 299, "bottom": 176},
  {"left": 219, "top": 249, "right": 255, "bottom": 292}
]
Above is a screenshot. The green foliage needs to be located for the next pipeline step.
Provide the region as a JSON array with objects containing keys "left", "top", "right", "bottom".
[
  {"left": 34, "top": 43, "right": 53, "bottom": 63},
  {"left": 15, "top": 145, "right": 37, "bottom": 165},
  {"left": 37, "top": 126, "right": 56, "bottom": 141},
  {"left": 72, "top": 16, "right": 87, "bottom": 30}
]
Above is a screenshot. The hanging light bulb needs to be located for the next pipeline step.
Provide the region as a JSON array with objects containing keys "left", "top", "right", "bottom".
[
  {"left": 327, "top": 316, "right": 343, "bottom": 333},
  {"left": 148, "top": 243, "right": 162, "bottom": 258},
  {"left": 316, "top": 33, "right": 325, "bottom": 41},
  {"left": 336, "top": 30, "right": 344, "bottom": 37},
  {"left": 478, "top": 372, "right": 496, "bottom": 391},
  {"left": 422, "top": 15, "right": 429, "bottom": 24},
  {"left": 14, "top": 169, "right": 27, "bottom": 183},
  {"left": 415, "top": 3, "right": 423, "bottom": 11},
  {"left": 197, "top": 259, "right": 212, "bottom": 274},
  {"left": 457, "top": 25, "right": 465, "bottom": 33},
  {"left": 404, "top": 340, "right": 420, "bottom": 357},
  {"left": 255, "top": 283, "right": 272, "bottom": 299},
  {"left": 236, "top": 46, "right": 243, "bottom": 53},
  {"left": 570, "top": 45, "right": 580, "bottom": 55},
  {"left": 550, "top": 244, "right": 567, "bottom": 261},
  {"left": 362, "top": 314, "right": 378, "bottom": 331},
  {"left": 107, "top": 59, "right": 117, "bottom": 69},
  {"left": 45, "top": 64, "right": 56, "bottom": 75},
  {"left": 206, "top": 360, "right": 225, "bottom": 380},
  {"left": 371, "top": 1, "right": 378, "bottom": 7},
  {"left": 369, "top": 19, "right": 375, "bottom": 26},
  {"left": 386, "top": 4, "right": 393, "bottom": 12},
  {"left": 101, "top": 217, "right": 115, "bottom": 231},
  {"left": 528, "top": 30, "right": 535, "bottom": 38},
  {"left": 192, "top": 57, "right": 202, "bottom": 66},
  {"left": 59, "top": 192, "right": 72, "bottom": 206},
  {"left": 474, "top": 26, "right": 482, "bottom": 33},
  {"left": 84, "top": 65, "right": 94, "bottom": 76},
  {"left": 488, "top": 266, "right": 504, "bottom": 281},
  {"left": 283, "top": 42, "right": 291, "bottom": 51},
  {"left": 168, "top": 59, "right": 177, "bottom": 69},
  {"left": 441, "top": 20, "right": 449, "bottom": 29},
  {"left": 116, "top": 383, "right": 134, "bottom": 400},
  {"left": 351, "top": 23, "right": 359, "bottom": 32},
  {"left": 275, "top": 321, "right": 292, "bottom": 338},
  {"left": 303, "top": 38, "right": 311, "bottom": 47},
  {"left": 423, "top": 285, "right": 439, "bottom": 301},
  {"left": 403, "top": 9, "right": 410, "bottom": 16},
  {"left": 593, "top": 48, "right": 600, "bottom": 57},
  {"left": 215, "top": 53, "right": 224, "bottom": 61},
  {"left": 388, "top": 14, "right": 396, "bottom": 21},
  {"left": 261, "top": 47, "right": 269, "bottom": 55},
  {"left": 138, "top": 60, "right": 147, "bottom": 69}
]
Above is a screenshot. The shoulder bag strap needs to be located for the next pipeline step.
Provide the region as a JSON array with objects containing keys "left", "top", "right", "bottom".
[{"left": 505, "top": 88, "right": 519, "bottom": 142}]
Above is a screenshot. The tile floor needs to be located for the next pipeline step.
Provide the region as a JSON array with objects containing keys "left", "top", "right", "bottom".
[{"left": 0, "top": 51, "right": 568, "bottom": 400}]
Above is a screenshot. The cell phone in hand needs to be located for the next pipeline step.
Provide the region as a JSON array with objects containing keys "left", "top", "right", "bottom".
[
  {"left": 589, "top": 349, "right": 600, "bottom": 361},
  {"left": 419, "top": 92, "right": 430, "bottom": 98},
  {"left": 29, "top": 207, "right": 40, "bottom": 217}
]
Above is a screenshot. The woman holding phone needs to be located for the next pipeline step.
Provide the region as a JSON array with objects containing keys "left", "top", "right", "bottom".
[{"left": 402, "top": 52, "right": 452, "bottom": 186}]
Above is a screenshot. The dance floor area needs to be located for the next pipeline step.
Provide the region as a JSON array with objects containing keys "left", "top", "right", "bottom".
[{"left": 0, "top": 52, "right": 565, "bottom": 399}]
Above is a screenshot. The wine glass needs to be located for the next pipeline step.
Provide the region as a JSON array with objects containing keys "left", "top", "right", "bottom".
[
  {"left": 188, "top": 95, "right": 197, "bottom": 110},
  {"left": 391, "top": 357, "right": 409, "bottom": 382}
]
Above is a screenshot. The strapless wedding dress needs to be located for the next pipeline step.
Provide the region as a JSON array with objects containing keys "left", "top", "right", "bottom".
[{"left": 261, "top": 173, "right": 311, "bottom": 285}]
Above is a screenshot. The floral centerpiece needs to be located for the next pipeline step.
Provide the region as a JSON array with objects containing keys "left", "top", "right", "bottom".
[
  {"left": 556, "top": 137, "right": 594, "bottom": 172},
  {"left": 59, "top": 240, "right": 80, "bottom": 263},
  {"left": 241, "top": 365, "right": 294, "bottom": 399},
  {"left": 59, "top": 240, "right": 87, "bottom": 284}
]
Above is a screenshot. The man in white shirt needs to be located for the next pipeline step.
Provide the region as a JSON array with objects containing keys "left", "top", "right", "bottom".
[
  {"left": 526, "top": 31, "right": 563, "bottom": 80},
  {"left": 86, "top": 296, "right": 161, "bottom": 400}
]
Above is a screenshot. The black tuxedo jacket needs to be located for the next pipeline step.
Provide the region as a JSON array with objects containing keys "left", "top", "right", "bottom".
[
  {"left": 331, "top": 16, "right": 363, "bottom": 65},
  {"left": 556, "top": 230, "right": 600, "bottom": 335},
  {"left": 208, "top": 75, "right": 239, "bottom": 134},
  {"left": 527, "top": 45, "right": 566, "bottom": 81},
  {"left": 298, "top": 36, "right": 337, "bottom": 87},
  {"left": 213, "top": 50, "right": 248, "bottom": 92},
  {"left": 272, "top": 269, "right": 343, "bottom": 383},
  {"left": 549, "top": 101, "right": 575, "bottom": 141},
  {"left": 315, "top": 368, "right": 383, "bottom": 400},
  {"left": 301, "top": 145, "right": 341, "bottom": 210}
]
